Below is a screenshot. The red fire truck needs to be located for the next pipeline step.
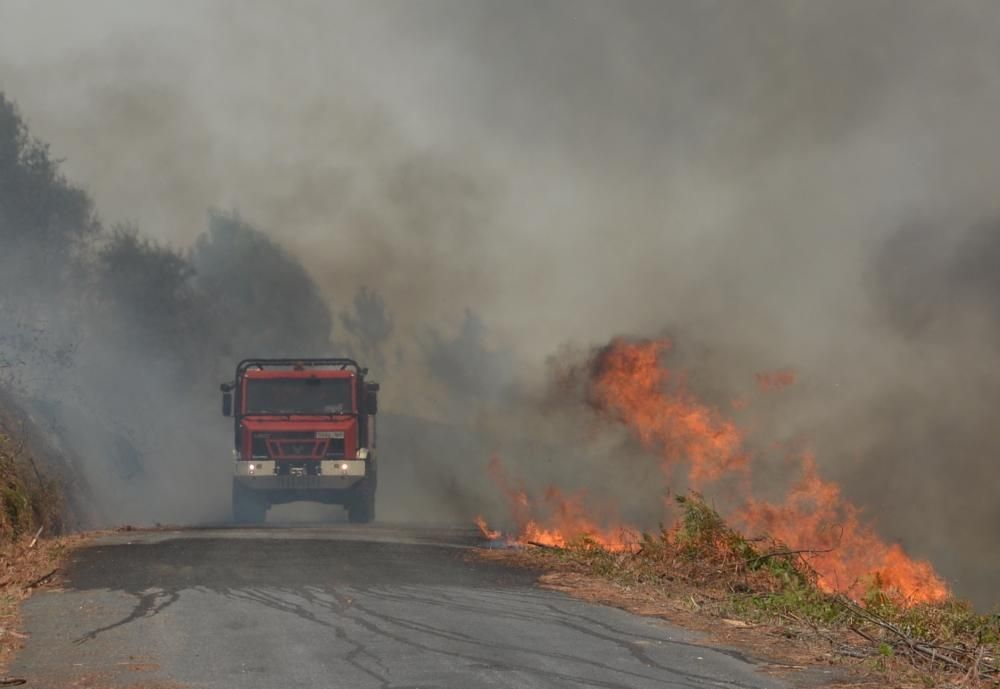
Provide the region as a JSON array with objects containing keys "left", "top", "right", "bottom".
[{"left": 221, "top": 358, "right": 379, "bottom": 523}]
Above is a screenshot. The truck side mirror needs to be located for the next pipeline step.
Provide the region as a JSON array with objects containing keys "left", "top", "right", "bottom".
[
  {"left": 222, "top": 392, "right": 233, "bottom": 417},
  {"left": 366, "top": 389, "right": 378, "bottom": 416}
]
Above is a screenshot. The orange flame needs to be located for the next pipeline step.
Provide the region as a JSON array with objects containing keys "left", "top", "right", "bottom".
[
  {"left": 478, "top": 338, "right": 949, "bottom": 604},
  {"left": 475, "top": 515, "right": 500, "bottom": 540},
  {"left": 589, "top": 339, "right": 748, "bottom": 486},
  {"left": 484, "top": 456, "right": 635, "bottom": 550},
  {"left": 738, "top": 455, "right": 948, "bottom": 603},
  {"left": 755, "top": 368, "right": 796, "bottom": 392}
]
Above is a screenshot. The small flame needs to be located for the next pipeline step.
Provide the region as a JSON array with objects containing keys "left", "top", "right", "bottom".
[
  {"left": 755, "top": 368, "right": 796, "bottom": 392},
  {"left": 482, "top": 456, "right": 636, "bottom": 550},
  {"left": 475, "top": 515, "right": 500, "bottom": 540}
]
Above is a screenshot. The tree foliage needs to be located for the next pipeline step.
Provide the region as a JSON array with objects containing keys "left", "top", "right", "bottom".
[
  {"left": 0, "top": 93, "right": 98, "bottom": 296},
  {"left": 191, "top": 211, "right": 334, "bottom": 361},
  {"left": 0, "top": 91, "right": 339, "bottom": 405},
  {"left": 340, "top": 286, "right": 394, "bottom": 370}
]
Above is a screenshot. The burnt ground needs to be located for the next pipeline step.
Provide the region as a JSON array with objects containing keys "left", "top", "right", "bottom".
[{"left": 11, "top": 524, "right": 802, "bottom": 688}]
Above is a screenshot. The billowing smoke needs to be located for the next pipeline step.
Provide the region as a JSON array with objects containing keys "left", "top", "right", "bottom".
[
  {"left": 0, "top": 95, "right": 337, "bottom": 522},
  {"left": 2, "top": 2, "right": 1000, "bottom": 606}
]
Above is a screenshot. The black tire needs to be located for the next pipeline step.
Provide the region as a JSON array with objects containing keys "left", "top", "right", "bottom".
[
  {"left": 347, "top": 477, "right": 376, "bottom": 524},
  {"left": 232, "top": 479, "right": 268, "bottom": 524}
]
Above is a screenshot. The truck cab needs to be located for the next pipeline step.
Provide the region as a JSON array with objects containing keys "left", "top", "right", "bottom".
[{"left": 221, "top": 358, "right": 379, "bottom": 523}]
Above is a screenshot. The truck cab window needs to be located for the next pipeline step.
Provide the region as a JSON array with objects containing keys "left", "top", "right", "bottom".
[{"left": 245, "top": 378, "right": 352, "bottom": 414}]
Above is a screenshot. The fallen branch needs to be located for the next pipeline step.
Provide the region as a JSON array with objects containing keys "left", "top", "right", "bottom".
[
  {"left": 963, "top": 646, "right": 987, "bottom": 686},
  {"left": 850, "top": 625, "right": 877, "bottom": 644},
  {"left": 835, "top": 645, "right": 871, "bottom": 659},
  {"left": 837, "top": 596, "right": 999, "bottom": 679},
  {"left": 527, "top": 541, "right": 563, "bottom": 550},
  {"left": 24, "top": 568, "right": 57, "bottom": 590},
  {"left": 782, "top": 610, "right": 838, "bottom": 645},
  {"left": 27, "top": 526, "right": 42, "bottom": 549},
  {"left": 748, "top": 546, "right": 833, "bottom": 567}
]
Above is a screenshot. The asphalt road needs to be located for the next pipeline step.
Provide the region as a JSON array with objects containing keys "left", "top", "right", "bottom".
[{"left": 12, "top": 524, "right": 790, "bottom": 689}]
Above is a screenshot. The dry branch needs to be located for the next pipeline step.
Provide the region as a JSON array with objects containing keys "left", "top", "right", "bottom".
[
  {"left": 527, "top": 541, "right": 563, "bottom": 550},
  {"left": 23, "top": 568, "right": 57, "bottom": 590},
  {"left": 748, "top": 546, "right": 834, "bottom": 567},
  {"left": 837, "top": 595, "right": 1000, "bottom": 680}
]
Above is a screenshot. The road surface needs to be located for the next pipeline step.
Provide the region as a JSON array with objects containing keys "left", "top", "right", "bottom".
[{"left": 12, "top": 524, "right": 791, "bottom": 688}]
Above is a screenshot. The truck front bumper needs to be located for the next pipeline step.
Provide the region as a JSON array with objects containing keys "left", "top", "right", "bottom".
[{"left": 233, "top": 460, "right": 366, "bottom": 490}]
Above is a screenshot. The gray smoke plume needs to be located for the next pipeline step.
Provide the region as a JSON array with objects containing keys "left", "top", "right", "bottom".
[{"left": 3, "top": 1, "right": 1000, "bottom": 606}]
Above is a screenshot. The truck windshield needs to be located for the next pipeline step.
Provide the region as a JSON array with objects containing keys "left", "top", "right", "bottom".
[{"left": 245, "top": 378, "right": 353, "bottom": 414}]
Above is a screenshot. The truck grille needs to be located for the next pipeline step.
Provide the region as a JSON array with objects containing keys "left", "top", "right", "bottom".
[
  {"left": 250, "top": 432, "right": 344, "bottom": 460},
  {"left": 276, "top": 461, "right": 321, "bottom": 476}
]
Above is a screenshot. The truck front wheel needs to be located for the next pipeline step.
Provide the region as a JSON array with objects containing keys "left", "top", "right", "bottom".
[
  {"left": 347, "top": 477, "right": 375, "bottom": 524},
  {"left": 232, "top": 480, "right": 268, "bottom": 524}
]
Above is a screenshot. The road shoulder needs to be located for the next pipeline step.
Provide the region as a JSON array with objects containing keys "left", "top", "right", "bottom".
[
  {"left": 474, "top": 547, "right": 878, "bottom": 689},
  {"left": 0, "top": 531, "right": 92, "bottom": 677}
]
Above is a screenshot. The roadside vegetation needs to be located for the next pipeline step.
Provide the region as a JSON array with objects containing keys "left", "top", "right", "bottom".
[
  {"left": 483, "top": 494, "right": 998, "bottom": 688},
  {"left": 0, "top": 407, "right": 83, "bottom": 677},
  {"left": 0, "top": 427, "right": 59, "bottom": 543}
]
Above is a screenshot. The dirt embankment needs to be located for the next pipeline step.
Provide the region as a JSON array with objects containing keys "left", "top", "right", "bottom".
[
  {"left": 0, "top": 407, "right": 62, "bottom": 542},
  {"left": 0, "top": 390, "right": 88, "bottom": 675}
]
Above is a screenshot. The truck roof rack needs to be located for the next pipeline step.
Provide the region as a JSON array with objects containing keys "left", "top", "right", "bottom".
[{"left": 235, "top": 358, "right": 366, "bottom": 377}]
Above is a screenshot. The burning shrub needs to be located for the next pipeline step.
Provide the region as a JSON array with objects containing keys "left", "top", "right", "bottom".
[
  {"left": 478, "top": 337, "right": 949, "bottom": 605},
  {"left": 482, "top": 492, "right": 1000, "bottom": 685}
]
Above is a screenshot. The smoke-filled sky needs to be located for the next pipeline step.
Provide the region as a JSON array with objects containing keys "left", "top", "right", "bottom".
[
  {"left": 3, "top": 0, "right": 997, "bottom": 361},
  {"left": 3, "top": 1, "right": 1000, "bottom": 603}
]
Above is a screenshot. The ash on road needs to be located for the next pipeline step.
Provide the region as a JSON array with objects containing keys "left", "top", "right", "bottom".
[{"left": 13, "top": 524, "right": 786, "bottom": 688}]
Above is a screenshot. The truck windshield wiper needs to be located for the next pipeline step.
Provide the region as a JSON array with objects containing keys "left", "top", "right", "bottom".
[{"left": 241, "top": 410, "right": 356, "bottom": 416}]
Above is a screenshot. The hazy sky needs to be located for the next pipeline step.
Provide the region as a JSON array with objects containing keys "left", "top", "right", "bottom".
[{"left": 4, "top": 1, "right": 998, "bottom": 363}]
